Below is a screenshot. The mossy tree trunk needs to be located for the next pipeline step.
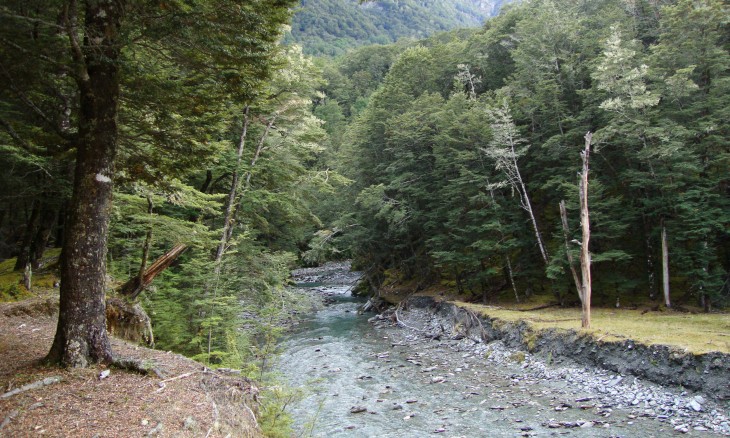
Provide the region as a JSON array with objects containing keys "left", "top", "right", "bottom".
[{"left": 47, "top": 0, "right": 125, "bottom": 368}]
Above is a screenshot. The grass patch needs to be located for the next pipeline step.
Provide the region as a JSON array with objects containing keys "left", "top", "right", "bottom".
[
  {"left": 0, "top": 249, "right": 61, "bottom": 302},
  {"left": 456, "top": 302, "right": 730, "bottom": 355}
]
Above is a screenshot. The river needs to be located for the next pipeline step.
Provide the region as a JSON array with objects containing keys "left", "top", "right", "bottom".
[{"left": 276, "top": 263, "right": 724, "bottom": 437}]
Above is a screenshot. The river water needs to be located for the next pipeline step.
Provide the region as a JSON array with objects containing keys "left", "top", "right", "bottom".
[{"left": 277, "top": 265, "right": 720, "bottom": 437}]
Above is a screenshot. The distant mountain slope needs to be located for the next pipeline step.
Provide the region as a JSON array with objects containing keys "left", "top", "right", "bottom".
[{"left": 288, "top": 0, "right": 510, "bottom": 56}]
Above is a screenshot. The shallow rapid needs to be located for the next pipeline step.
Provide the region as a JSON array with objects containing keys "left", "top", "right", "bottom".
[{"left": 277, "top": 264, "right": 725, "bottom": 437}]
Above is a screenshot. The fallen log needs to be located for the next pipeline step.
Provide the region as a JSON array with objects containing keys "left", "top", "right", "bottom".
[{"left": 118, "top": 243, "right": 188, "bottom": 299}]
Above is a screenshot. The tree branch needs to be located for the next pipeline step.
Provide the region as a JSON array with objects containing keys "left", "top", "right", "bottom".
[
  {"left": 63, "top": 0, "right": 90, "bottom": 84},
  {"left": 0, "top": 118, "right": 48, "bottom": 155},
  {"left": 0, "top": 37, "right": 72, "bottom": 72},
  {"left": 0, "top": 65, "right": 75, "bottom": 145},
  {"left": 0, "top": 8, "right": 64, "bottom": 30}
]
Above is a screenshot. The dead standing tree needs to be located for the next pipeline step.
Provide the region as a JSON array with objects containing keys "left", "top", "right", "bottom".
[
  {"left": 578, "top": 133, "right": 592, "bottom": 328},
  {"left": 559, "top": 132, "right": 593, "bottom": 328}
]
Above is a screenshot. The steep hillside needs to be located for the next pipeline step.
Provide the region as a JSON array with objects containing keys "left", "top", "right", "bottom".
[{"left": 288, "top": 0, "right": 511, "bottom": 56}]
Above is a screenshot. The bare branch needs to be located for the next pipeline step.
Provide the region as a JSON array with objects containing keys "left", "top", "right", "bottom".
[
  {"left": 0, "top": 8, "right": 64, "bottom": 30},
  {"left": 0, "top": 65, "right": 75, "bottom": 143}
]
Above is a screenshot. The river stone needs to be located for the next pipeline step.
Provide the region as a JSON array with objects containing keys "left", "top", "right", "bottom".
[
  {"left": 674, "top": 424, "right": 690, "bottom": 433},
  {"left": 688, "top": 399, "right": 702, "bottom": 412}
]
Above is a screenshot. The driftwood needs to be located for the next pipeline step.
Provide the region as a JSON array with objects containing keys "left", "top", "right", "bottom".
[
  {"left": 118, "top": 243, "right": 188, "bottom": 299},
  {"left": 156, "top": 371, "right": 201, "bottom": 393},
  {"left": 392, "top": 302, "right": 425, "bottom": 332},
  {"left": 0, "top": 409, "right": 18, "bottom": 431},
  {"left": 111, "top": 357, "right": 166, "bottom": 378}
]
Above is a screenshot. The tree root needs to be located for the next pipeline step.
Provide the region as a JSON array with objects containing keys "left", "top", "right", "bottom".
[
  {"left": 1, "top": 376, "right": 61, "bottom": 400},
  {"left": 111, "top": 357, "right": 166, "bottom": 379}
]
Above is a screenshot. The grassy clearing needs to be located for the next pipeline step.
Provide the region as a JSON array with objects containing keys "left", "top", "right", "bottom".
[
  {"left": 0, "top": 249, "right": 61, "bottom": 302},
  {"left": 456, "top": 301, "right": 730, "bottom": 355}
]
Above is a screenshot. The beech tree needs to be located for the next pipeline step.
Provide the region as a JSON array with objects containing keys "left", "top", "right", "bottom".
[
  {"left": 2, "top": 0, "right": 297, "bottom": 367},
  {"left": 43, "top": 0, "right": 126, "bottom": 367},
  {"left": 322, "top": 0, "right": 729, "bottom": 311}
]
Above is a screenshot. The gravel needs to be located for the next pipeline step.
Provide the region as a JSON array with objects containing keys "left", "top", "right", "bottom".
[{"left": 371, "top": 305, "right": 730, "bottom": 435}]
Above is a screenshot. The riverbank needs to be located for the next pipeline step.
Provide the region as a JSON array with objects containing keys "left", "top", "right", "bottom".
[
  {"left": 0, "top": 297, "right": 262, "bottom": 437},
  {"left": 279, "top": 263, "right": 729, "bottom": 436},
  {"left": 369, "top": 296, "right": 730, "bottom": 434}
]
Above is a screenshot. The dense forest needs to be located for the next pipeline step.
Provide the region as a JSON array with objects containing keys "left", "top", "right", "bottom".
[
  {"left": 1, "top": 0, "right": 728, "bottom": 390},
  {"left": 287, "top": 0, "right": 509, "bottom": 56},
  {"left": 309, "top": 0, "right": 730, "bottom": 311},
  {"left": 0, "top": 0, "right": 325, "bottom": 370}
]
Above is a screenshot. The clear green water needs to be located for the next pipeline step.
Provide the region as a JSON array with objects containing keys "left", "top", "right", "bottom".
[{"left": 277, "top": 284, "right": 697, "bottom": 437}]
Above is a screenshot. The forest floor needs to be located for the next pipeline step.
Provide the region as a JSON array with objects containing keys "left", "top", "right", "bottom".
[{"left": 0, "top": 295, "right": 263, "bottom": 437}]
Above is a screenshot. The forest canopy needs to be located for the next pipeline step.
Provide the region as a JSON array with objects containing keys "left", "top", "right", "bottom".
[{"left": 311, "top": 0, "right": 730, "bottom": 310}]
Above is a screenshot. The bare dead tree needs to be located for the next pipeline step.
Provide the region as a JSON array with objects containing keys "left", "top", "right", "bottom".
[{"left": 578, "top": 132, "right": 593, "bottom": 328}]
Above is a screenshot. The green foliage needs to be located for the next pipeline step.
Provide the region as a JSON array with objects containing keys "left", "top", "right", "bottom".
[
  {"left": 289, "top": 0, "right": 504, "bottom": 57},
  {"left": 320, "top": 0, "right": 730, "bottom": 308},
  {"left": 257, "top": 385, "right": 304, "bottom": 437}
]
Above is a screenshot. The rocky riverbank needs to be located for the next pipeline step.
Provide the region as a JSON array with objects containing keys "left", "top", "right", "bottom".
[{"left": 367, "top": 296, "right": 730, "bottom": 435}]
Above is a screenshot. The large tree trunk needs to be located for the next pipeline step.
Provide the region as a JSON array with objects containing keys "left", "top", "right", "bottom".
[{"left": 47, "top": 0, "right": 125, "bottom": 367}]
